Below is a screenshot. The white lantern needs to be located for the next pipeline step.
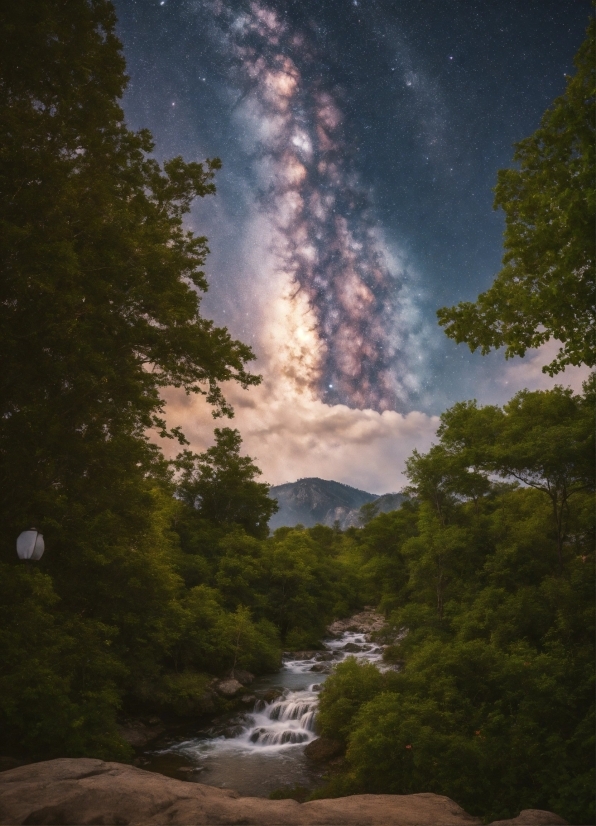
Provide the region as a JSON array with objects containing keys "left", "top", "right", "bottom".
[{"left": 16, "top": 529, "right": 45, "bottom": 561}]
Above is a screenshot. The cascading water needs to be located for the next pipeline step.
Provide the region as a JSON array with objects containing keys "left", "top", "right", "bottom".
[{"left": 149, "top": 628, "right": 387, "bottom": 796}]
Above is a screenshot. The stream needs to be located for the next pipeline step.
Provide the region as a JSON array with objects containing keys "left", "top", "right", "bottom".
[{"left": 142, "top": 629, "right": 386, "bottom": 797}]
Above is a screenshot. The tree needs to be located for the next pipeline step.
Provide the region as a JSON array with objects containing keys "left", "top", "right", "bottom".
[
  {"left": 437, "top": 18, "right": 595, "bottom": 375},
  {"left": 486, "top": 381, "right": 595, "bottom": 566},
  {"left": 0, "top": 0, "right": 260, "bottom": 555},
  {"left": 176, "top": 428, "right": 278, "bottom": 538},
  {"left": 0, "top": 0, "right": 266, "bottom": 757},
  {"left": 409, "top": 379, "right": 595, "bottom": 567}
]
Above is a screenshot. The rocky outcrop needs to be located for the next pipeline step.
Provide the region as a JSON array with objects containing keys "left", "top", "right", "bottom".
[
  {"left": 213, "top": 678, "right": 244, "bottom": 697},
  {"left": 0, "top": 759, "right": 567, "bottom": 825},
  {"left": 327, "top": 608, "right": 387, "bottom": 637}
]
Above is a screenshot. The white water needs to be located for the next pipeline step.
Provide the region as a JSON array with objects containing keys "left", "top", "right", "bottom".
[{"left": 151, "top": 631, "right": 386, "bottom": 796}]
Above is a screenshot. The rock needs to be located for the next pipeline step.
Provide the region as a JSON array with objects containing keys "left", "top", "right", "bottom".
[
  {"left": 303, "top": 737, "right": 344, "bottom": 763},
  {"left": 487, "top": 811, "right": 568, "bottom": 825},
  {"left": 228, "top": 669, "right": 254, "bottom": 686},
  {"left": 214, "top": 678, "right": 244, "bottom": 697},
  {"left": 0, "top": 759, "right": 567, "bottom": 825},
  {"left": 342, "top": 642, "right": 363, "bottom": 652},
  {"left": 309, "top": 662, "right": 331, "bottom": 673},
  {"left": 117, "top": 719, "right": 165, "bottom": 748},
  {"left": 240, "top": 694, "right": 256, "bottom": 704},
  {"left": 327, "top": 609, "right": 387, "bottom": 637},
  {"left": 286, "top": 650, "right": 320, "bottom": 660},
  {"left": 259, "top": 688, "right": 284, "bottom": 703}
]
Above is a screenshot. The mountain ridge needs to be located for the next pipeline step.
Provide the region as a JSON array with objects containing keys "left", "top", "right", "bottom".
[{"left": 268, "top": 477, "right": 404, "bottom": 530}]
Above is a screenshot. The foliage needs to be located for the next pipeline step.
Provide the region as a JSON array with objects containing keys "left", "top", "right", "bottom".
[
  {"left": 0, "top": 564, "right": 130, "bottom": 760},
  {"left": 437, "top": 17, "right": 595, "bottom": 374},
  {"left": 317, "top": 658, "right": 391, "bottom": 744},
  {"left": 176, "top": 428, "right": 278, "bottom": 539},
  {"left": 0, "top": 0, "right": 354, "bottom": 760},
  {"left": 315, "top": 380, "right": 595, "bottom": 824}
]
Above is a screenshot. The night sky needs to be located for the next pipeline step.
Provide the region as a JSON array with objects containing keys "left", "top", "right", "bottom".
[{"left": 114, "top": 0, "right": 592, "bottom": 492}]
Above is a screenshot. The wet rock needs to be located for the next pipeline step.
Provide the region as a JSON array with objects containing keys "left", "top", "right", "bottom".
[
  {"left": 342, "top": 642, "right": 363, "bottom": 653},
  {"left": 303, "top": 737, "right": 344, "bottom": 763},
  {"left": 240, "top": 694, "right": 256, "bottom": 704},
  {"left": 214, "top": 678, "right": 244, "bottom": 697},
  {"left": 309, "top": 662, "right": 331, "bottom": 673},
  {"left": 285, "top": 650, "right": 320, "bottom": 660},
  {"left": 259, "top": 688, "right": 284, "bottom": 703},
  {"left": 314, "top": 651, "right": 335, "bottom": 661}
]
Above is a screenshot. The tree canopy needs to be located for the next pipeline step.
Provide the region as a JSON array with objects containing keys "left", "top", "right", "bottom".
[
  {"left": 176, "top": 428, "right": 278, "bottom": 539},
  {"left": 437, "top": 17, "right": 595, "bottom": 375},
  {"left": 0, "top": 0, "right": 260, "bottom": 548}
]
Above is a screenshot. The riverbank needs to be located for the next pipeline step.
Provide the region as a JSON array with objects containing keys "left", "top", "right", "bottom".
[
  {"left": 133, "top": 610, "right": 390, "bottom": 796},
  {"left": 0, "top": 758, "right": 568, "bottom": 825}
]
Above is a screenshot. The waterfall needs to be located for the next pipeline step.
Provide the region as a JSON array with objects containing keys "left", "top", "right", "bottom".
[{"left": 155, "top": 627, "right": 390, "bottom": 794}]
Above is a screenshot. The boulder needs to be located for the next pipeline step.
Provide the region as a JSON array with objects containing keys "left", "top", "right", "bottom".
[
  {"left": 342, "top": 642, "right": 363, "bottom": 652},
  {"left": 259, "top": 688, "right": 284, "bottom": 703},
  {"left": 227, "top": 669, "right": 254, "bottom": 686},
  {"left": 0, "top": 759, "right": 568, "bottom": 826},
  {"left": 117, "top": 720, "right": 165, "bottom": 749},
  {"left": 303, "top": 737, "right": 344, "bottom": 763},
  {"left": 214, "top": 678, "right": 244, "bottom": 697},
  {"left": 487, "top": 811, "right": 568, "bottom": 825},
  {"left": 309, "top": 662, "right": 331, "bottom": 673}
]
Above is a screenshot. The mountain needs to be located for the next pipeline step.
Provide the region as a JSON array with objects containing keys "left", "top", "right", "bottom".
[{"left": 268, "top": 477, "right": 405, "bottom": 530}]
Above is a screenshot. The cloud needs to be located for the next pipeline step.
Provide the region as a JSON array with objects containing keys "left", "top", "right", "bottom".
[
  {"left": 496, "top": 338, "right": 592, "bottom": 396},
  {"left": 161, "top": 371, "right": 440, "bottom": 493}
]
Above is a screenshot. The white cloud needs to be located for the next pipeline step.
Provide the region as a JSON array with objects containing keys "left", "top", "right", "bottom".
[{"left": 496, "top": 338, "right": 591, "bottom": 396}]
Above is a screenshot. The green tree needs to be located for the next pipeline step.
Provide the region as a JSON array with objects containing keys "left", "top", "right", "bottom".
[
  {"left": 407, "top": 380, "right": 595, "bottom": 567},
  {"left": 0, "top": 0, "right": 264, "bottom": 757},
  {"left": 437, "top": 18, "right": 595, "bottom": 374},
  {"left": 0, "top": 0, "right": 260, "bottom": 555},
  {"left": 176, "top": 428, "right": 278, "bottom": 539}
]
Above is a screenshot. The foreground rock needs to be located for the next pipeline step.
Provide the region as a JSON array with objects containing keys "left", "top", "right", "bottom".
[{"left": 0, "top": 759, "right": 567, "bottom": 825}]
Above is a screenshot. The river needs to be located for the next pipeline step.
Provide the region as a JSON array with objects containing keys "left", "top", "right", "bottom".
[{"left": 142, "top": 626, "right": 386, "bottom": 797}]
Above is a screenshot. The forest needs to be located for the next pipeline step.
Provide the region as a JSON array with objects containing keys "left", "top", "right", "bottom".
[{"left": 0, "top": 2, "right": 593, "bottom": 825}]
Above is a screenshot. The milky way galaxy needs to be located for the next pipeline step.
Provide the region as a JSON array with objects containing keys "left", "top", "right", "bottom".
[
  {"left": 117, "top": 0, "right": 590, "bottom": 490},
  {"left": 204, "top": 0, "right": 426, "bottom": 413}
]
